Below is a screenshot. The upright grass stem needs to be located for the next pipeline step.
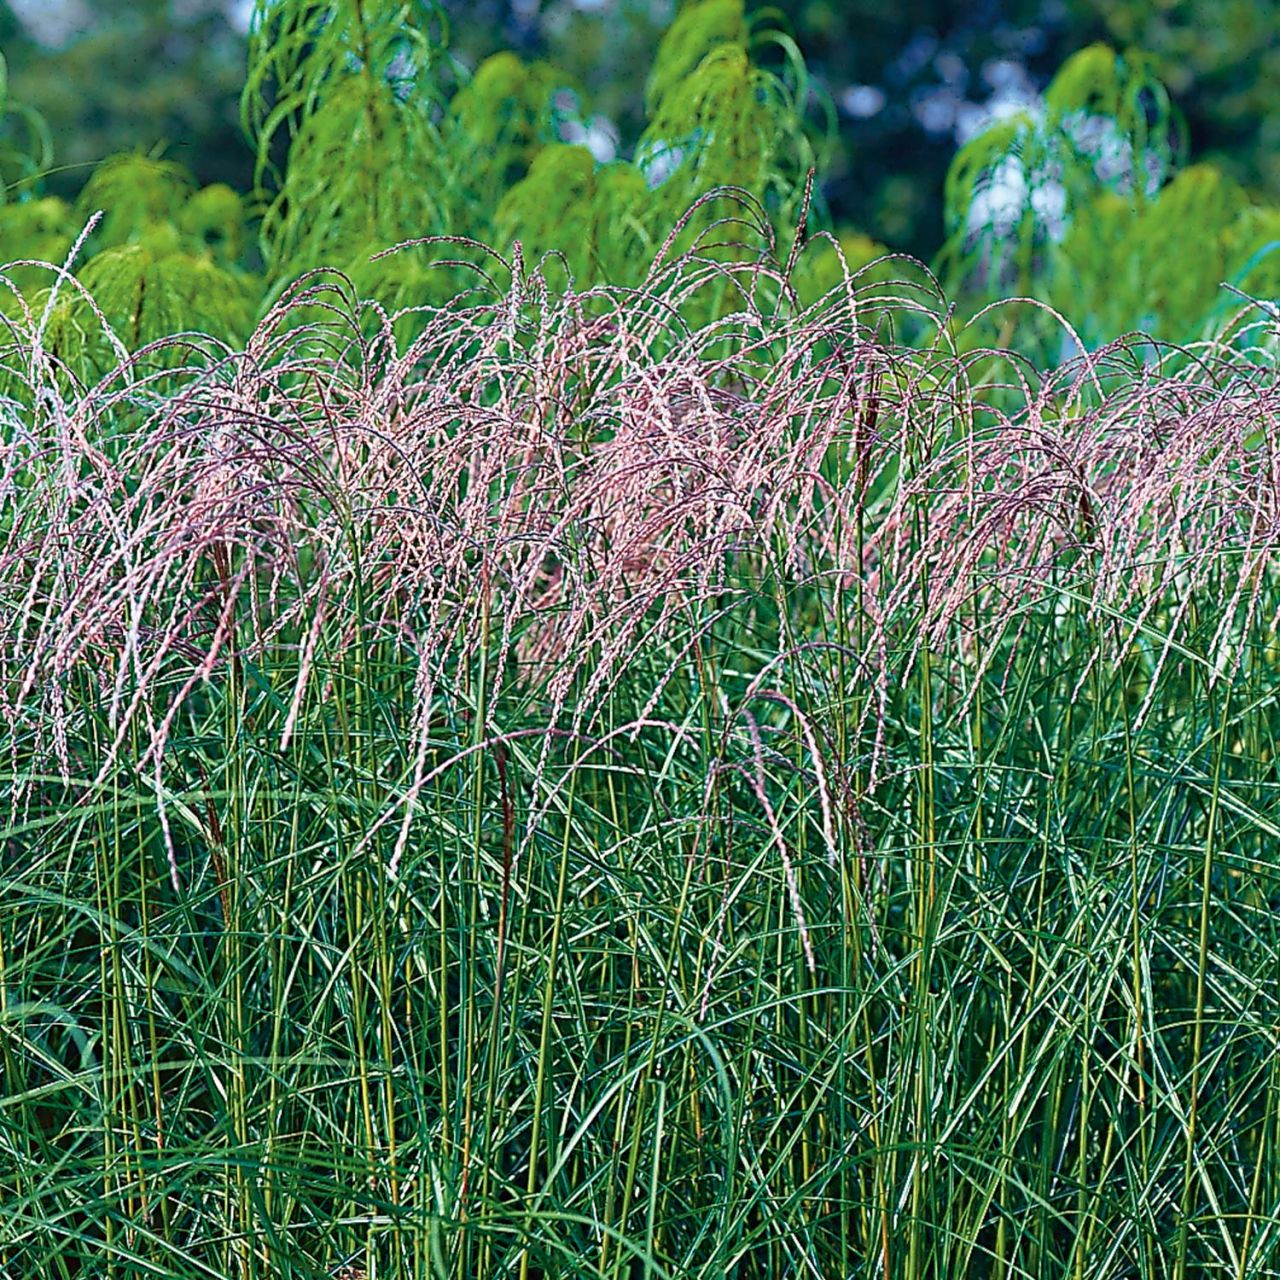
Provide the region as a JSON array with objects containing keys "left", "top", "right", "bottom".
[{"left": 1176, "top": 674, "right": 1233, "bottom": 1280}]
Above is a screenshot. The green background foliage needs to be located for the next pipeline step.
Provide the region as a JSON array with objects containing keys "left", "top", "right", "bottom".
[
  {"left": 0, "top": 0, "right": 1275, "bottom": 367},
  {"left": 0, "top": 0, "right": 1276, "bottom": 360}
]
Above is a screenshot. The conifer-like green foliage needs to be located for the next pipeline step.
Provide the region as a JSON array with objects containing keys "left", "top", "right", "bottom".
[
  {"left": 177, "top": 182, "right": 249, "bottom": 268},
  {"left": 638, "top": 0, "right": 818, "bottom": 250},
  {"left": 42, "top": 241, "right": 256, "bottom": 373},
  {"left": 448, "top": 52, "right": 574, "bottom": 197},
  {"left": 644, "top": 0, "right": 745, "bottom": 111},
  {"left": 941, "top": 46, "right": 1181, "bottom": 300},
  {"left": 74, "top": 152, "right": 196, "bottom": 249},
  {"left": 590, "top": 160, "right": 652, "bottom": 283},
  {"left": 0, "top": 195, "right": 72, "bottom": 292},
  {"left": 639, "top": 39, "right": 811, "bottom": 239},
  {"left": 0, "top": 152, "right": 258, "bottom": 376},
  {"left": 942, "top": 43, "right": 1280, "bottom": 354},
  {"left": 45, "top": 153, "right": 260, "bottom": 365},
  {"left": 493, "top": 143, "right": 599, "bottom": 285},
  {"left": 6, "top": 0, "right": 780, "bottom": 372},
  {"left": 14, "top": 0, "right": 805, "bottom": 355},
  {"left": 229, "top": 0, "right": 821, "bottom": 305},
  {"left": 1056, "top": 164, "right": 1274, "bottom": 342},
  {"left": 244, "top": 0, "right": 449, "bottom": 278},
  {"left": 490, "top": 0, "right": 819, "bottom": 294}
]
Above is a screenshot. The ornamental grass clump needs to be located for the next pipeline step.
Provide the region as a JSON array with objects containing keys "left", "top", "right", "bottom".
[{"left": 3, "top": 221, "right": 1280, "bottom": 1279}]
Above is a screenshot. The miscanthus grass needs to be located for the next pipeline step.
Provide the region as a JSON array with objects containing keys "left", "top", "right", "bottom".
[{"left": 2, "top": 217, "right": 1280, "bottom": 1279}]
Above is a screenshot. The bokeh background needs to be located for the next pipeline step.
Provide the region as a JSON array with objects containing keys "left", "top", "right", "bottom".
[{"left": 4, "top": 0, "right": 1276, "bottom": 259}]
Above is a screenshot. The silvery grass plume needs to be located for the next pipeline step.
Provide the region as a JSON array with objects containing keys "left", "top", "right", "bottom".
[{"left": 2, "top": 224, "right": 1279, "bottom": 872}]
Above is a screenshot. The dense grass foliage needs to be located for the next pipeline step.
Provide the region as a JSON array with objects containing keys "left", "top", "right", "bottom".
[{"left": 3, "top": 222, "right": 1280, "bottom": 1279}]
